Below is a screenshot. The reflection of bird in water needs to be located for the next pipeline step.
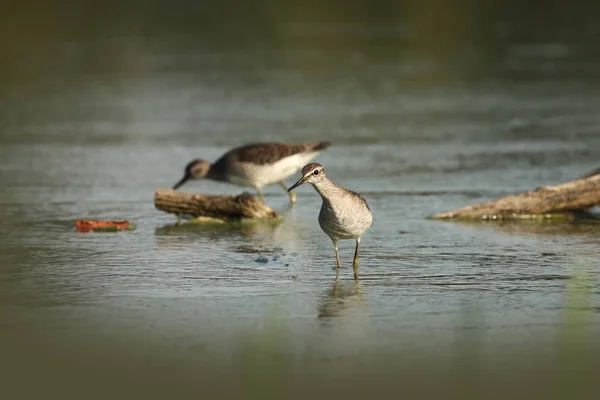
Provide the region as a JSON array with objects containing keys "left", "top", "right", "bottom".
[
  {"left": 317, "top": 274, "right": 367, "bottom": 319},
  {"left": 306, "top": 277, "right": 371, "bottom": 360}
]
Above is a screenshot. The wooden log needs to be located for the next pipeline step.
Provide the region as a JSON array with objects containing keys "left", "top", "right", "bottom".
[
  {"left": 431, "top": 170, "right": 600, "bottom": 220},
  {"left": 154, "top": 189, "right": 279, "bottom": 222}
]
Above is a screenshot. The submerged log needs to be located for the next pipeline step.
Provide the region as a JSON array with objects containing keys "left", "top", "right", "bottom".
[
  {"left": 154, "top": 189, "right": 279, "bottom": 222},
  {"left": 431, "top": 170, "right": 600, "bottom": 220}
]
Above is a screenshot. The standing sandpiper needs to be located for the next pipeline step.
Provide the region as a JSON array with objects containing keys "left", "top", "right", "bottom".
[
  {"left": 172, "top": 141, "right": 331, "bottom": 203},
  {"left": 288, "top": 163, "right": 373, "bottom": 279}
]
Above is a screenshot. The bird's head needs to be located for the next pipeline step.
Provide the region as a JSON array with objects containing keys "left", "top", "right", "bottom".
[
  {"left": 288, "top": 162, "right": 326, "bottom": 191},
  {"left": 172, "top": 159, "right": 211, "bottom": 190}
]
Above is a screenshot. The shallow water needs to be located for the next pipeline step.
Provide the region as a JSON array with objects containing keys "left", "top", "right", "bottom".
[{"left": 1, "top": 2, "right": 600, "bottom": 398}]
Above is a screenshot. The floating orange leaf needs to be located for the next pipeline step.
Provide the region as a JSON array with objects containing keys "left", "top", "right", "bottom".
[{"left": 75, "top": 220, "right": 135, "bottom": 232}]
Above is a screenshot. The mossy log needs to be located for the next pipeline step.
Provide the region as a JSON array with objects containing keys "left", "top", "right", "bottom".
[
  {"left": 154, "top": 189, "right": 279, "bottom": 222},
  {"left": 431, "top": 170, "right": 600, "bottom": 221}
]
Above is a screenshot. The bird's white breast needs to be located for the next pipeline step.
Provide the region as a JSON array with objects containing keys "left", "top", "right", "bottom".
[
  {"left": 236, "top": 151, "right": 321, "bottom": 188},
  {"left": 318, "top": 195, "right": 373, "bottom": 241}
]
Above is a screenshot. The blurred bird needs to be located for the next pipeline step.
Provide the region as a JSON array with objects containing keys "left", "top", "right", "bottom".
[{"left": 172, "top": 141, "right": 332, "bottom": 203}]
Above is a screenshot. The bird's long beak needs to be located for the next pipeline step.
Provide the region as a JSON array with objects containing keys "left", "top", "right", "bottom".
[
  {"left": 172, "top": 174, "right": 190, "bottom": 190},
  {"left": 287, "top": 176, "right": 307, "bottom": 192}
]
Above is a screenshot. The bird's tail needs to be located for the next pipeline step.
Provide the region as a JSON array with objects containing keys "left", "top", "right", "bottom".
[{"left": 311, "top": 140, "right": 332, "bottom": 152}]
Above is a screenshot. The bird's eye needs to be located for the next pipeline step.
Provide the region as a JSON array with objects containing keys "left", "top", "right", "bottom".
[{"left": 313, "top": 170, "right": 319, "bottom": 176}]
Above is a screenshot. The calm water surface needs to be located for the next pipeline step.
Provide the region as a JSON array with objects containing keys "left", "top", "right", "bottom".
[{"left": 1, "top": 3, "right": 600, "bottom": 398}]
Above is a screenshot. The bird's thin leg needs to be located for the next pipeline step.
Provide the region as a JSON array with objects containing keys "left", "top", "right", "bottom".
[
  {"left": 353, "top": 238, "right": 361, "bottom": 280},
  {"left": 333, "top": 240, "right": 342, "bottom": 269},
  {"left": 278, "top": 181, "right": 296, "bottom": 203},
  {"left": 353, "top": 237, "right": 361, "bottom": 266}
]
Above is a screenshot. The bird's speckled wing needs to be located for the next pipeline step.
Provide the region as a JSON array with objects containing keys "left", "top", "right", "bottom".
[
  {"left": 343, "top": 187, "right": 372, "bottom": 212},
  {"left": 226, "top": 142, "right": 331, "bottom": 166}
]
